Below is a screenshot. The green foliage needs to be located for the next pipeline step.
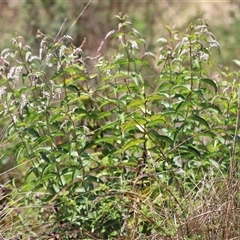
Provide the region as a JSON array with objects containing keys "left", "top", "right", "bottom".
[{"left": 1, "top": 14, "right": 240, "bottom": 239}]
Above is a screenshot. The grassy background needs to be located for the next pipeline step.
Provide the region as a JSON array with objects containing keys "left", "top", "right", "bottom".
[{"left": 0, "top": 1, "right": 239, "bottom": 62}]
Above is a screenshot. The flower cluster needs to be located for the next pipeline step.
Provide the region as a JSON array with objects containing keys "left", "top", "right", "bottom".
[
  {"left": 20, "top": 94, "right": 28, "bottom": 114},
  {"left": 0, "top": 86, "right": 6, "bottom": 98},
  {"left": 50, "top": 80, "right": 62, "bottom": 99},
  {"left": 7, "top": 66, "right": 23, "bottom": 81}
]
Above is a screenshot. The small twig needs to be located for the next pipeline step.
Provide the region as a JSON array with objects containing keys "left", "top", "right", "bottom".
[{"left": 66, "top": 1, "right": 92, "bottom": 36}]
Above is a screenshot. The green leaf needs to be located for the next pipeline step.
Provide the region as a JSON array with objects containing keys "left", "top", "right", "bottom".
[
  {"left": 34, "top": 136, "right": 52, "bottom": 148},
  {"left": 65, "top": 64, "right": 85, "bottom": 74},
  {"left": 149, "top": 130, "right": 173, "bottom": 145},
  {"left": 52, "top": 71, "right": 63, "bottom": 80},
  {"left": 121, "top": 119, "right": 146, "bottom": 132},
  {"left": 121, "top": 139, "right": 145, "bottom": 152},
  {"left": 96, "top": 137, "right": 115, "bottom": 145},
  {"left": 89, "top": 74, "right": 98, "bottom": 79},
  {"left": 113, "top": 72, "right": 129, "bottom": 79},
  {"left": 66, "top": 84, "right": 80, "bottom": 94},
  {"left": 85, "top": 175, "right": 104, "bottom": 184},
  {"left": 73, "top": 107, "right": 89, "bottom": 117},
  {"left": 172, "top": 84, "right": 191, "bottom": 93},
  {"left": 146, "top": 114, "right": 166, "bottom": 127},
  {"left": 27, "top": 127, "right": 40, "bottom": 138},
  {"left": 200, "top": 103, "right": 222, "bottom": 114},
  {"left": 179, "top": 145, "right": 201, "bottom": 158},
  {"left": 41, "top": 162, "right": 55, "bottom": 177},
  {"left": 39, "top": 151, "right": 51, "bottom": 163},
  {"left": 127, "top": 99, "right": 145, "bottom": 109},
  {"left": 188, "top": 114, "right": 210, "bottom": 129},
  {"left": 14, "top": 142, "right": 25, "bottom": 163},
  {"left": 146, "top": 93, "right": 168, "bottom": 102},
  {"left": 201, "top": 78, "right": 217, "bottom": 93}
]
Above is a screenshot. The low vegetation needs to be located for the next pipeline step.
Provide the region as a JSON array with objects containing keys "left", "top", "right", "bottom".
[{"left": 0, "top": 14, "right": 240, "bottom": 239}]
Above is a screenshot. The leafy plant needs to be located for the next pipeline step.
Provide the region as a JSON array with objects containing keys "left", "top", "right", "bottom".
[{"left": 1, "top": 14, "right": 240, "bottom": 239}]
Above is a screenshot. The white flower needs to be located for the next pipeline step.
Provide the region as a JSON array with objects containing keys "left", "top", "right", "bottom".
[
  {"left": 143, "top": 52, "right": 155, "bottom": 59},
  {"left": 46, "top": 53, "right": 53, "bottom": 67},
  {"left": 159, "top": 55, "right": 166, "bottom": 61},
  {"left": 25, "top": 45, "right": 31, "bottom": 50},
  {"left": 115, "top": 53, "right": 124, "bottom": 61},
  {"left": 18, "top": 42, "right": 22, "bottom": 50},
  {"left": 39, "top": 47, "right": 43, "bottom": 60},
  {"left": 173, "top": 57, "right": 182, "bottom": 63},
  {"left": 182, "top": 37, "right": 189, "bottom": 44},
  {"left": 52, "top": 88, "right": 62, "bottom": 99},
  {"left": 208, "top": 40, "right": 220, "bottom": 49},
  {"left": 29, "top": 56, "right": 40, "bottom": 62},
  {"left": 73, "top": 47, "right": 83, "bottom": 57},
  {"left": 42, "top": 90, "right": 50, "bottom": 98},
  {"left": 0, "top": 86, "right": 6, "bottom": 98},
  {"left": 106, "top": 69, "right": 112, "bottom": 76},
  {"left": 49, "top": 80, "right": 55, "bottom": 88},
  {"left": 7, "top": 66, "right": 23, "bottom": 80},
  {"left": 60, "top": 120, "right": 68, "bottom": 130},
  {"left": 39, "top": 37, "right": 48, "bottom": 60},
  {"left": 199, "top": 51, "right": 209, "bottom": 61},
  {"left": 57, "top": 62, "right": 62, "bottom": 71},
  {"left": 49, "top": 80, "right": 61, "bottom": 99},
  {"left": 129, "top": 40, "right": 139, "bottom": 50},
  {"left": 105, "top": 30, "right": 115, "bottom": 40},
  {"left": 25, "top": 51, "right": 32, "bottom": 62},
  {"left": 59, "top": 45, "right": 66, "bottom": 58},
  {"left": 20, "top": 94, "right": 28, "bottom": 114},
  {"left": 13, "top": 115, "right": 17, "bottom": 124},
  {"left": 2, "top": 51, "right": 14, "bottom": 60},
  {"left": 40, "top": 38, "right": 47, "bottom": 49},
  {"left": 62, "top": 35, "right": 73, "bottom": 41},
  {"left": 1, "top": 48, "right": 10, "bottom": 56}
]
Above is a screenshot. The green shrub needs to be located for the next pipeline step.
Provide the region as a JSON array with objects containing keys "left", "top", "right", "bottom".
[{"left": 1, "top": 14, "right": 240, "bottom": 239}]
